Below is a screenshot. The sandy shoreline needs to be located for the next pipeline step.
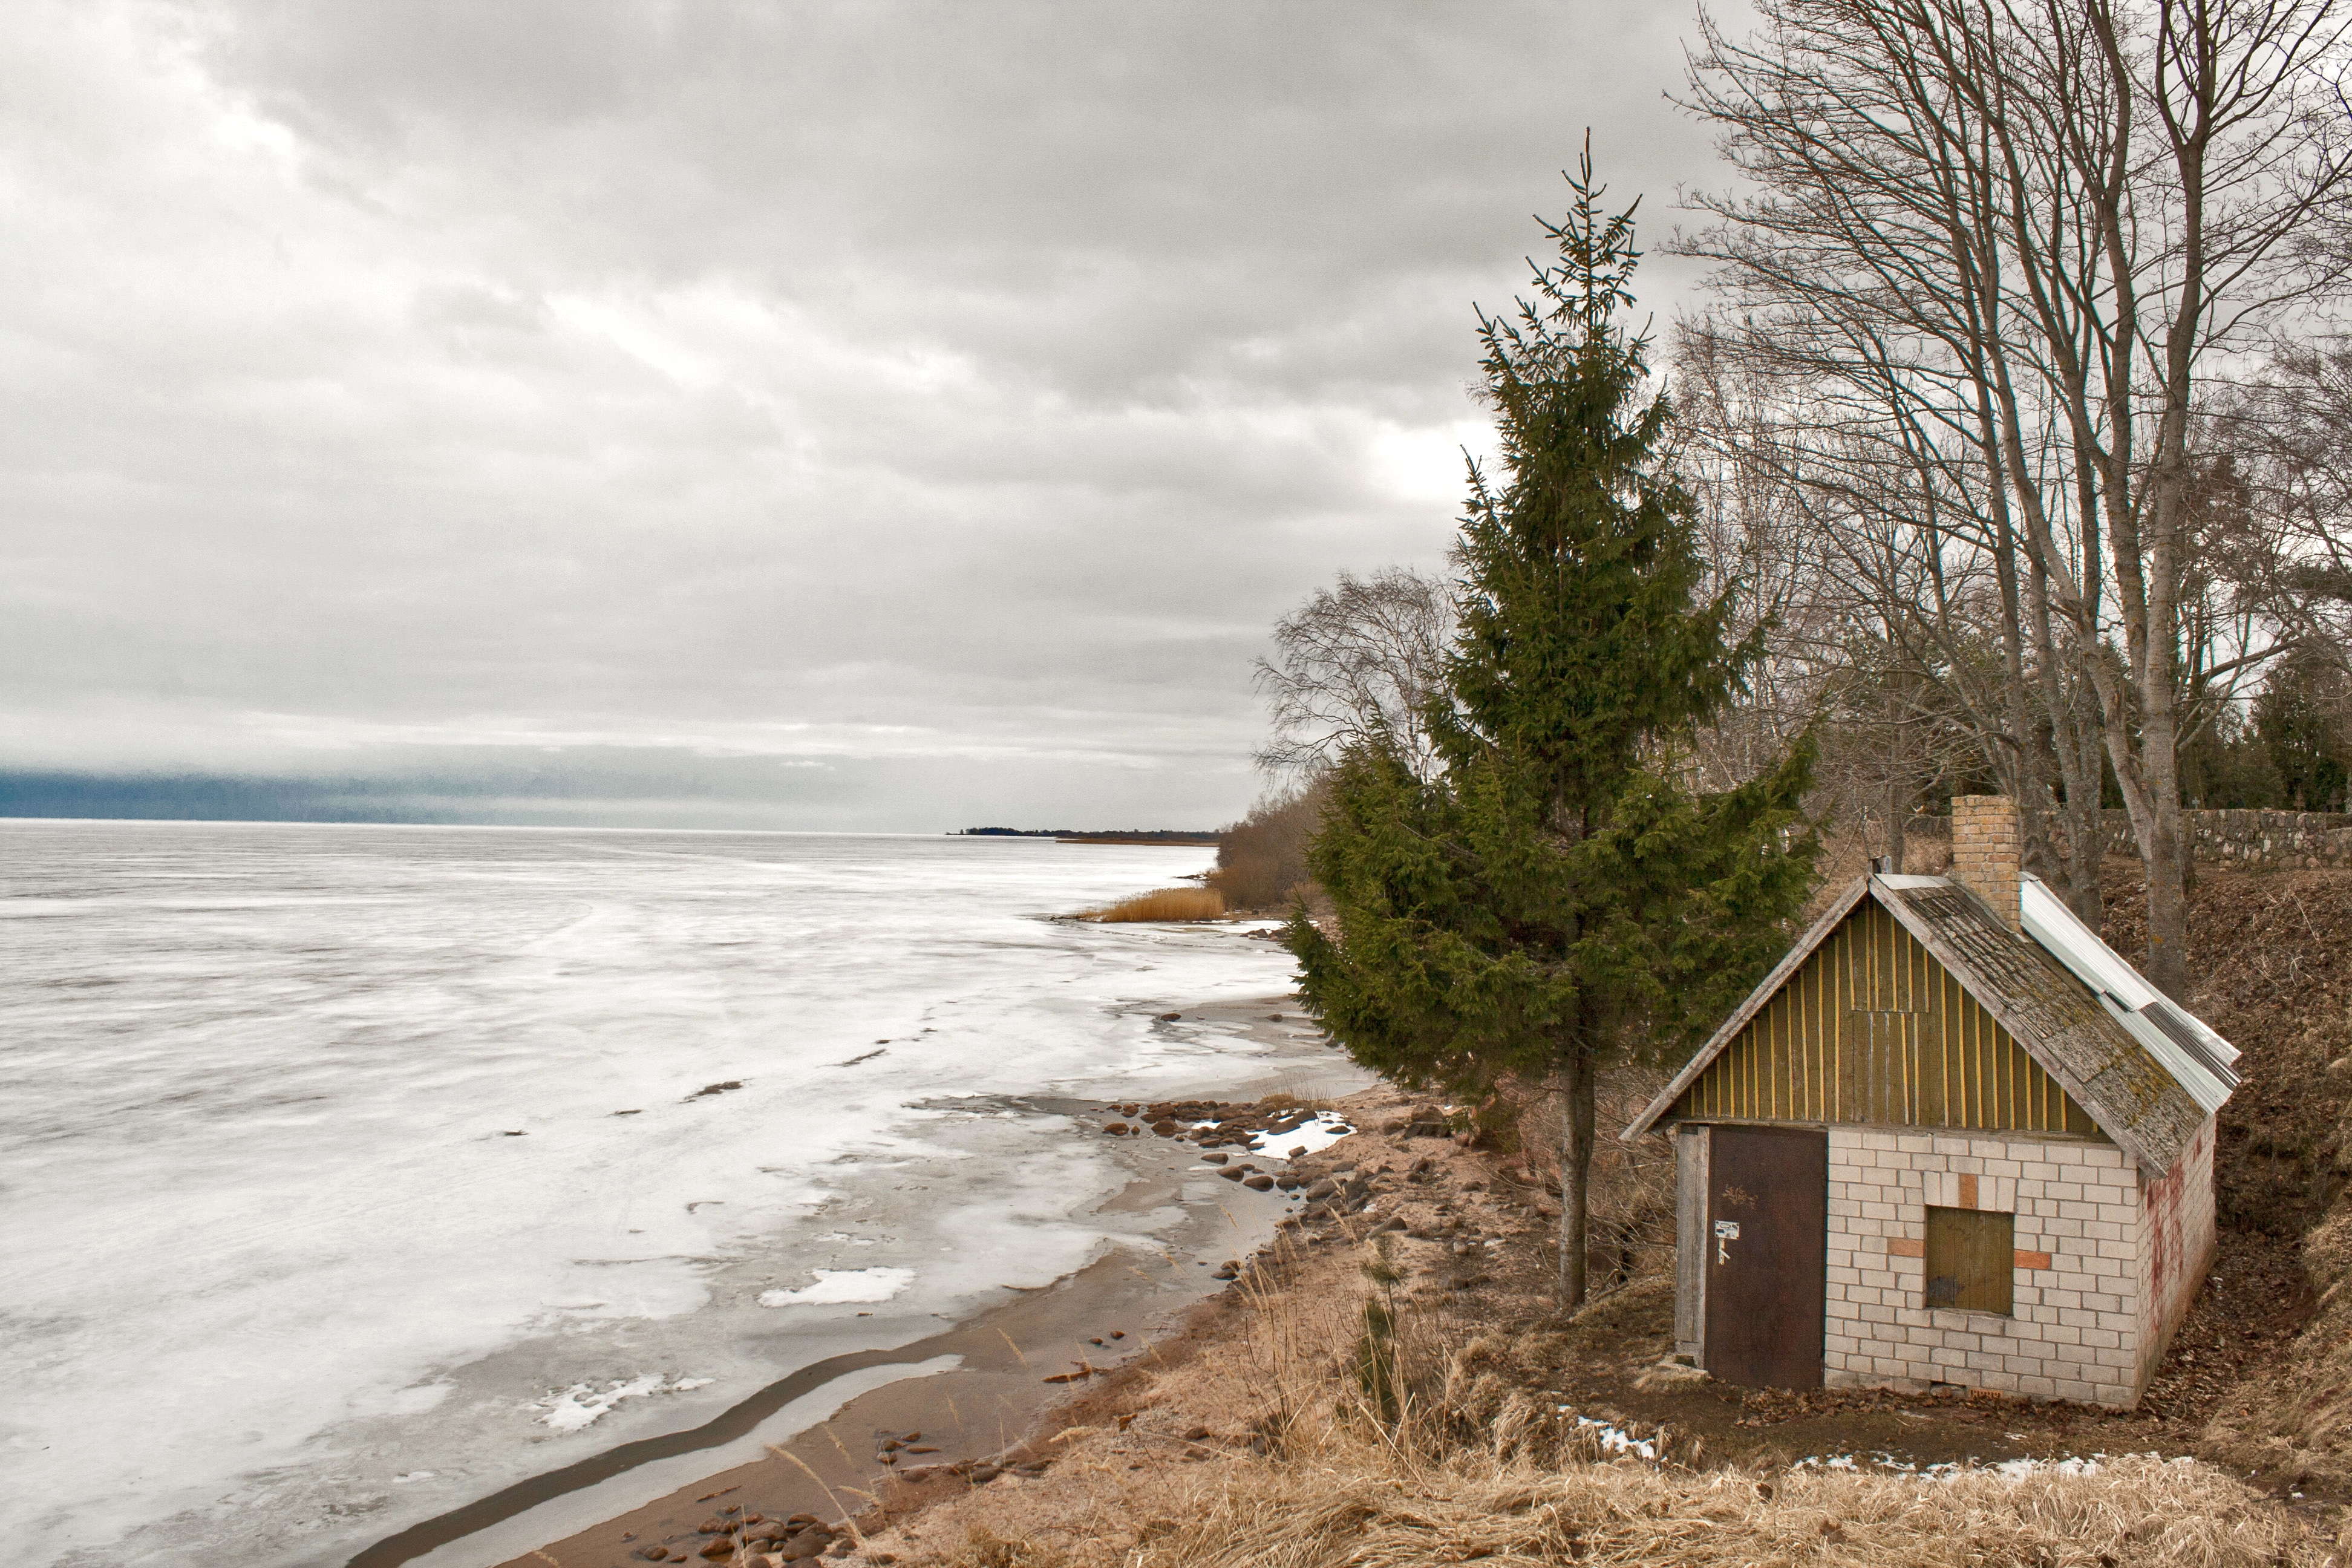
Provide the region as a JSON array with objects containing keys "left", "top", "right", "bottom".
[
  {"left": 341, "top": 991, "right": 1367, "bottom": 1568},
  {"left": 704, "top": 1077, "right": 1420, "bottom": 1568}
]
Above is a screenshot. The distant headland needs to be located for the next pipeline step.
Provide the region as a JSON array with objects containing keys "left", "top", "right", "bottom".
[{"left": 953, "top": 827, "right": 1223, "bottom": 846}]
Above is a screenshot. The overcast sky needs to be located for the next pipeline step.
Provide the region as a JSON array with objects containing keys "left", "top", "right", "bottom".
[{"left": 0, "top": 0, "right": 1740, "bottom": 832}]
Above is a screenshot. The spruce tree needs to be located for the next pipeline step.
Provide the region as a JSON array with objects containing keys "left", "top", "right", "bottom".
[{"left": 1287, "top": 153, "right": 1818, "bottom": 1305}]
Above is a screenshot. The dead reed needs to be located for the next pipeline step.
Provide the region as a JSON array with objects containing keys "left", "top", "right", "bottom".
[
  {"left": 1085, "top": 887, "right": 1225, "bottom": 923},
  {"left": 1189, "top": 1232, "right": 2328, "bottom": 1567}
]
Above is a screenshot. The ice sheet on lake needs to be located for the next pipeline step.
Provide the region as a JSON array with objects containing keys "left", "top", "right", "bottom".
[
  {"left": 537, "top": 1374, "right": 714, "bottom": 1432},
  {"left": 758, "top": 1267, "right": 915, "bottom": 1307},
  {"left": 0, "top": 822, "right": 1366, "bottom": 1568}
]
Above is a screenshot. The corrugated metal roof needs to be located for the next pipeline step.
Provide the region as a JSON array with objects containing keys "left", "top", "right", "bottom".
[
  {"left": 2019, "top": 875, "right": 2238, "bottom": 1114},
  {"left": 1625, "top": 872, "right": 2228, "bottom": 1175},
  {"left": 2019, "top": 877, "right": 2166, "bottom": 1010}
]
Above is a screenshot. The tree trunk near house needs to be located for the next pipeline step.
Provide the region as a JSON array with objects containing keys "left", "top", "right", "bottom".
[
  {"left": 2140, "top": 719, "right": 2191, "bottom": 1000},
  {"left": 1557, "top": 1053, "right": 1595, "bottom": 1308}
]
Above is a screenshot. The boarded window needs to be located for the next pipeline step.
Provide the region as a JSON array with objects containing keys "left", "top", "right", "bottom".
[{"left": 1923, "top": 1206, "right": 2013, "bottom": 1315}]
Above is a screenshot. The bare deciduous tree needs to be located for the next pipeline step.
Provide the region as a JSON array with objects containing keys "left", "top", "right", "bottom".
[
  {"left": 1674, "top": 325, "right": 2096, "bottom": 895},
  {"left": 1252, "top": 566, "right": 1455, "bottom": 780},
  {"left": 1679, "top": 0, "right": 2352, "bottom": 994},
  {"left": 2213, "top": 336, "right": 2352, "bottom": 674}
]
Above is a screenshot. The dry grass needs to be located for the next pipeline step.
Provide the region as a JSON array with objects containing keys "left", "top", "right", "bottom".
[
  {"left": 1121, "top": 1448, "right": 2325, "bottom": 1568},
  {"left": 880, "top": 1216, "right": 2334, "bottom": 1568},
  {"left": 2209, "top": 1202, "right": 2352, "bottom": 1471},
  {"left": 948, "top": 1526, "right": 1068, "bottom": 1567},
  {"left": 864, "top": 1082, "right": 2337, "bottom": 1568},
  {"left": 894, "top": 1296, "right": 2330, "bottom": 1568},
  {"left": 897, "top": 1292, "right": 2330, "bottom": 1568},
  {"left": 2095, "top": 864, "right": 2352, "bottom": 1491},
  {"left": 1085, "top": 887, "right": 1226, "bottom": 923}
]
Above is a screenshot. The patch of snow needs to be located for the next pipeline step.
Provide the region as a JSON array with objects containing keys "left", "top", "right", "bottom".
[
  {"left": 1249, "top": 1111, "right": 1355, "bottom": 1159},
  {"left": 382, "top": 1380, "right": 454, "bottom": 1416},
  {"left": 390, "top": 1471, "right": 436, "bottom": 1485},
  {"left": 1792, "top": 1449, "right": 2164, "bottom": 1482},
  {"left": 1555, "top": 1410, "right": 1657, "bottom": 1461},
  {"left": 535, "top": 1373, "right": 714, "bottom": 1434},
  {"left": 757, "top": 1266, "right": 916, "bottom": 1307},
  {"left": 815, "top": 1230, "right": 881, "bottom": 1246},
  {"left": 1987, "top": 1453, "right": 2123, "bottom": 1480}
]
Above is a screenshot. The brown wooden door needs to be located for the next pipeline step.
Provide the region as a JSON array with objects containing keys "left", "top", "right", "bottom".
[{"left": 1704, "top": 1125, "right": 1826, "bottom": 1388}]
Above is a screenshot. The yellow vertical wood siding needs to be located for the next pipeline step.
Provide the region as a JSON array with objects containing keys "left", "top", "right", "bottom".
[{"left": 1674, "top": 899, "right": 2097, "bottom": 1135}]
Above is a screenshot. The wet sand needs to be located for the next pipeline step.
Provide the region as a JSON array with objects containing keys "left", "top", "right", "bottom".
[
  {"left": 345, "top": 985, "right": 1368, "bottom": 1568},
  {"left": 477, "top": 1244, "right": 1217, "bottom": 1568}
]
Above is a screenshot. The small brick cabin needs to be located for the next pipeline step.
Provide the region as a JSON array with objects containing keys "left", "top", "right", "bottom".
[{"left": 1623, "top": 796, "right": 2238, "bottom": 1408}]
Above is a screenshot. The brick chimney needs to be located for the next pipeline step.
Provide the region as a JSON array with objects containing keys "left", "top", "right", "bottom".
[{"left": 1949, "top": 794, "right": 2022, "bottom": 932}]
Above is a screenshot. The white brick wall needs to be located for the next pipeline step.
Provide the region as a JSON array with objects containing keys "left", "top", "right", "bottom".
[{"left": 1821, "top": 1126, "right": 2145, "bottom": 1407}]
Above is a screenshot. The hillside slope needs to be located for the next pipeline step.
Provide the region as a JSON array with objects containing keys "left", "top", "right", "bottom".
[{"left": 2104, "top": 862, "right": 2352, "bottom": 1488}]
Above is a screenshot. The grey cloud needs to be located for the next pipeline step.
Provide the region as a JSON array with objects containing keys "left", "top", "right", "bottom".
[{"left": 1, "top": 0, "right": 1732, "bottom": 829}]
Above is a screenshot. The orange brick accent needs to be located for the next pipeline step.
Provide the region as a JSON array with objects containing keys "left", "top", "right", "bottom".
[
  {"left": 1958, "top": 1172, "right": 1979, "bottom": 1209},
  {"left": 2014, "top": 1249, "right": 2051, "bottom": 1270},
  {"left": 1887, "top": 1236, "right": 1924, "bottom": 1258}
]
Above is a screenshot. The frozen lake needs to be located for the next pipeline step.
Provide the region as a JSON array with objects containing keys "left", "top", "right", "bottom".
[{"left": 0, "top": 822, "right": 1344, "bottom": 1567}]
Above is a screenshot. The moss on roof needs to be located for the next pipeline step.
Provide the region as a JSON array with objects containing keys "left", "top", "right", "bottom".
[{"left": 1872, "top": 882, "right": 2204, "bottom": 1174}]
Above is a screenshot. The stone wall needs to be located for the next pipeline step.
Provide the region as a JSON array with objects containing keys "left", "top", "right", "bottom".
[
  {"left": 2101, "top": 808, "right": 2352, "bottom": 871},
  {"left": 1904, "top": 808, "right": 2352, "bottom": 871},
  {"left": 1823, "top": 1126, "right": 2144, "bottom": 1408}
]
